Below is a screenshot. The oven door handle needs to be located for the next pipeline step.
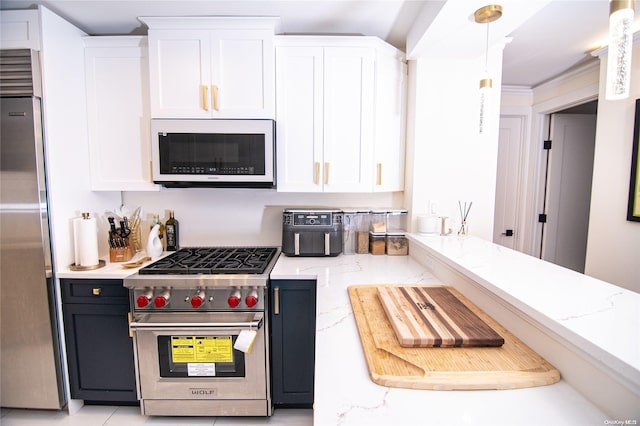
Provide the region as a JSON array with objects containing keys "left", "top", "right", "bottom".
[{"left": 130, "top": 313, "right": 264, "bottom": 330}]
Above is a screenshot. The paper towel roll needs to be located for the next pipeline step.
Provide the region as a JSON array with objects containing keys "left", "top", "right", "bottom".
[{"left": 73, "top": 213, "right": 99, "bottom": 267}]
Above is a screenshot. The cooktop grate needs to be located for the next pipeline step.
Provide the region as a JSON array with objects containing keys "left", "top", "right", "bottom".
[{"left": 138, "top": 247, "right": 279, "bottom": 275}]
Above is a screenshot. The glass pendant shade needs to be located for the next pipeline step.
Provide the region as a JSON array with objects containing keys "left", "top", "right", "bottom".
[
  {"left": 474, "top": 5, "right": 502, "bottom": 134},
  {"left": 479, "top": 78, "right": 492, "bottom": 134},
  {"left": 606, "top": 0, "right": 635, "bottom": 100}
]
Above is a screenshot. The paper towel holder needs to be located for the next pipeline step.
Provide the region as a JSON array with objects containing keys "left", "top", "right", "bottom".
[
  {"left": 70, "top": 259, "right": 106, "bottom": 271},
  {"left": 69, "top": 212, "right": 106, "bottom": 271}
]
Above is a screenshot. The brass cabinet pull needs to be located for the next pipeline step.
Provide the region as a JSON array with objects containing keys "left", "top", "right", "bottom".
[
  {"left": 314, "top": 162, "right": 320, "bottom": 185},
  {"left": 201, "top": 85, "right": 209, "bottom": 111},
  {"left": 127, "top": 312, "right": 133, "bottom": 338},
  {"left": 92, "top": 288, "right": 101, "bottom": 296},
  {"left": 324, "top": 162, "right": 330, "bottom": 185},
  {"left": 274, "top": 287, "right": 280, "bottom": 314},
  {"left": 212, "top": 85, "right": 219, "bottom": 111},
  {"left": 376, "top": 163, "right": 382, "bottom": 186}
]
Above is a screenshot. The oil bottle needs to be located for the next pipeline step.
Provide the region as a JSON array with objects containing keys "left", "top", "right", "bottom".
[{"left": 165, "top": 210, "right": 179, "bottom": 251}]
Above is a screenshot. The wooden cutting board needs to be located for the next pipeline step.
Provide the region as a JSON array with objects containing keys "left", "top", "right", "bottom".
[
  {"left": 377, "top": 286, "right": 504, "bottom": 347},
  {"left": 348, "top": 285, "right": 560, "bottom": 390}
]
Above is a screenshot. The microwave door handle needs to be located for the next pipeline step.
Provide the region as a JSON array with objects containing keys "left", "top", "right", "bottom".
[
  {"left": 325, "top": 232, "right": 330, "bottom": 256},
  {"left": 294, "top": 233, "right": 300, "bottom": 256}
]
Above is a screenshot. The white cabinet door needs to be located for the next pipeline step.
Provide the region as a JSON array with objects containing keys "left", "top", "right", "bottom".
[
  {"left": 148, "top": 29, "right": 210, "bottom": 118},
  {"left": 275, "top": 46, "right": 324, "bottom": 192},
  {"left": 323, "top": 47, "right": 374, "bottom": 192},
  {"left": 148, "top": 29, "right": 274, "bottom": 119},
  {"left": 0, "top": 10, "right": 41, "bottom": 50},
  {"left": 373, "top": 54, "right": 406, "bottom": 192},
  {"left": 84, "top": 37, "right": 159, "bottom": 191},
  {"left": 275, "top": 44, "right": 375, "bottom": 193},
  {"left": 211, "top": 30, "right": 274, "bottom": 118}
]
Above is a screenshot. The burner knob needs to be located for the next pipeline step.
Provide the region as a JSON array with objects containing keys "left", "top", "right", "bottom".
[
  {"left": 245, "top": 290, "right": 258, "bottom": 308},
  {"left": 154, "top": 290, "right": 170, "bottom": 308},
  {"left": 228, "top": 291, "right": 241, "bottom": 308},
  {"left": 191, "top": 291, "right": 205, "bottom": 309},
  {"left": 136, "top": 294, "right": 151, "bottom": 308}
]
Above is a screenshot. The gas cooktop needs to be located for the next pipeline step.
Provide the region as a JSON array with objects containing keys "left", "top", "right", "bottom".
[{"left": 138, "top": 247, "right": 279, "bottom": 275}]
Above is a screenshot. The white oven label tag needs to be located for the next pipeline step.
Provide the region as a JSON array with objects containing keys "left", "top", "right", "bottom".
[{"left": 188, "top": 363, "right": 216, "bottom": 377}]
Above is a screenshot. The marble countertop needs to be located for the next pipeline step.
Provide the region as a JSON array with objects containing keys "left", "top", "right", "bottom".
[
  {"left": 407, "top": 234, "right": 640, "bottom": 386},
  {"left": 56, "top": 253, "right": 165, "bottom": 279},
  {"left": 270, "top": 252, "right": 609, "bottom": 425}
]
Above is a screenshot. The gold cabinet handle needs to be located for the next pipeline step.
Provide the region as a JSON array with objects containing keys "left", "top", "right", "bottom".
[
  {"left": 324, "top": 162, "right": 330, "bottom": 185},
  {"left": 92, "top": 287, "right": 102, "bottom": 296},
  {"left": 314, "top": 162, "right": 320, "bottom": 185},
  {"left": 201, "top": 85, "right": 209, "bottom": 111},
  {"left": 127, "top": 312, "right": 133, "bottom": 338},
  {"left": 376, "top": 163, "right": 382, "bottom": 186},
  {"left": 212, "top": 85, "right": 219, "bottom": 111},
  {"left": 274, "top": 287, "right": 280, "bottom": 315}
]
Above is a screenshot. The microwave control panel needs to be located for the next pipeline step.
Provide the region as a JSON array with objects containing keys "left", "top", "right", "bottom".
[{"left": 169, "top": 166, "right": 255, "bottom": 175}]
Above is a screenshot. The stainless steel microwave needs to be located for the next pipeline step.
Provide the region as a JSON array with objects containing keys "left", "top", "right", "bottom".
[{"left": 150, "top": 119, "right": 275, "bottom": 188}]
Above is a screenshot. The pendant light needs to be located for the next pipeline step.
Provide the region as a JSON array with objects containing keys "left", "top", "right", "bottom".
[
  {"left": 606, "top": 0, "right": 635, "bottom": 100},
  {"left": 475, "top": 4, "right": 502, "bottom": 134}
]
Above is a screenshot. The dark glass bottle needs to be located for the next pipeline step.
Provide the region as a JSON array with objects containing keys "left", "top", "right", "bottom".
[{"left": 165, "top": 210, "right": 179, "bottom": 251}]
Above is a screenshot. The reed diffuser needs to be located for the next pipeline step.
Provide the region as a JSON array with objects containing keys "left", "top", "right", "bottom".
[{"left": 458, "top": 201, "right": 472, "bottom": 236}]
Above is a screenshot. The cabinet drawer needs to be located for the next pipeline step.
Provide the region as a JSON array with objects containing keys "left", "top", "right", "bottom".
[{"left": 61, "top": 279, "right": 129, "bottom": 304}]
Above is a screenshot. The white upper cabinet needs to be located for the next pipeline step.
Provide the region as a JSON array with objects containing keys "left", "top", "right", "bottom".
[
  {"left": 0, "top": 9, "right": 41, "bottom": 50},
  {"left": 373, "top": 51, "right": 407, "bottom": 192},
  {"left": 275, "top": 46, "right": 324, "bottom": 192},
  {"left": 275, "top": 37, "right": 406, "bottom": 193},
  {"left": 141, "top": 17, "right": 279, "bottom": 119},
  {"left": 84, "top": 36, "right": 158, "bottom": 191},
  {"left": 322, "top": 47, "right": 375, "bottom": 192}
]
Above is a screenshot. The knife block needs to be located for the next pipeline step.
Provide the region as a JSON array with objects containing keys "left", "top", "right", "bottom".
[{"left": 109, "top": 242, "right": 133, "bottom": 263}]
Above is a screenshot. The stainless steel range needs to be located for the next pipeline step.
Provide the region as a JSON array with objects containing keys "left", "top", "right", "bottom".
[{"left": 124, "top": 247, "right": 279, "bottom": 417}]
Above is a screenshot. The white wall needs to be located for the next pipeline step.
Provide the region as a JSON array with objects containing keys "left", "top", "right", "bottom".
[
  {"left": 502, "top": 62, "right": 599, "bottom": 257},
  {"left": 122, "top": 189, "right": 402, "bottom": 247},
  {"left": 404, "top": 45, "right": 504, "bottom": 240},
  {"left": 38, "top": 6, "right": 121, "bottom": 271},
  {"left": 585, "top": 41, "right": 640, "bottom": 293},
  {"left": 500, "top": 42, "right": 640, "bottom": 294}
]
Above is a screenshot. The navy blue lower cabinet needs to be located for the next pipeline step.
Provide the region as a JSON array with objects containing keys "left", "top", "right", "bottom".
[
  {"left": 61, "top": 279, "right": 137, "bottom": 403},
  {"left": 270, "top": 279, "right": 317, "bottom": 407}
]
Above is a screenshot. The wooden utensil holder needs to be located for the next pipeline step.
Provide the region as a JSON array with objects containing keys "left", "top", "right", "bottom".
[{"left": 109, "top": 242, "right": 133, "bottom": 263}]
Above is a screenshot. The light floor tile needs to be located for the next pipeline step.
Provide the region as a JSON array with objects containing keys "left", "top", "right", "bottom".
[
  {"left": 0, "top": 405, "right": 312, "bottom": 426},
  {"left": 106, "top": 406, "right": 215, "bottom": 425},
  {"left": 214, "top": 409, "right": 313, "bottom": 426},
  {"left": 0, "top": 405, "right": 116, "bottom": 426}
]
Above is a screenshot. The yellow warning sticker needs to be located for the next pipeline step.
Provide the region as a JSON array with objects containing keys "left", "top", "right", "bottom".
[{"left": 171, "top": 336, "right": 233, "bottom": 363}]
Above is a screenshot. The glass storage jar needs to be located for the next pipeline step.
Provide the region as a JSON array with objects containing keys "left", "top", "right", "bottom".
[
  {"left": 370, "top": 210, "right": 387, "bottom": 233},
  {"left": 356, "top": 210, "right": 371, "bottom": 254},
  {"left": 386, "top": 233, "right": 408, "bottom": 256},
  {"left": 342, "top": 209, "right": 357, "bottom": 255},
  {"left": 387, "top": 209, "right": 408, "bottom": 232},
  {"left": 369, "top": 232, "right": 386, "bottom": 255}
]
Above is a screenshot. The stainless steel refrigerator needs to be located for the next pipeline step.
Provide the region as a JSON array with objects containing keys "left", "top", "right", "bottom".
[{"left": 0, "top": 49, "right": 65, "bottom": 409}]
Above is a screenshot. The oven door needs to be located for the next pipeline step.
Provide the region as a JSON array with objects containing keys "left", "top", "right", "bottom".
[{"left": 130, "top": 312, "right": 267, "bottom": 401}]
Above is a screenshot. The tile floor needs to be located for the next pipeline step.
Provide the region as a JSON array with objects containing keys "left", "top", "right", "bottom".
[{"left": 0, "top": 405, "right": 313, "bottom": 426}]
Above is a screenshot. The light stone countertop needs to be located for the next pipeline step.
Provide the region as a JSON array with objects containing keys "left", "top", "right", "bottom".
[
  {"left": 270, "top": 252, "right": 610, "bottom": 426},
  {"left": 56, "top": 252, "right": 166, "bottom": 279},
  {"left": 407, "top": 234, "right": 640, "bottom": 387}
]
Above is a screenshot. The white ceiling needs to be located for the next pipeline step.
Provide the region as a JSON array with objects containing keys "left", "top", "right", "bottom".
[{"left": 1, "top": 0, "right": 637, "bottom": 87}]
